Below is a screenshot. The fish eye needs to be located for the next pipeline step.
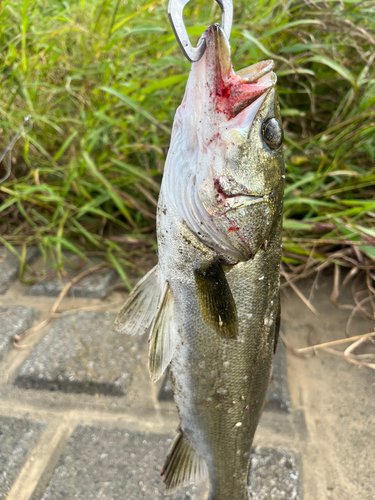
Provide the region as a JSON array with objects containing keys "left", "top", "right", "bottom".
[{"left": 261, "top": 118, "right": 283, "bottom": 150}]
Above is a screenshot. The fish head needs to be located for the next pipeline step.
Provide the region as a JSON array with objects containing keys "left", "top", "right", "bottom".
[{"left": 166, "top": 24, "right": 285, "bottom": 262}]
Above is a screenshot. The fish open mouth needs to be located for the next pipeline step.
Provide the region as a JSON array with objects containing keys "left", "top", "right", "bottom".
[{"left": 204, "top": 24, "right": 276, "bottom": 120}]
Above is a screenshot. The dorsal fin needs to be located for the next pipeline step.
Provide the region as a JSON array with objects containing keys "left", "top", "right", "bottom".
[
  {"left": 148, "top": 283, "right": 176, "bottom": 382},
  {"left": 161, "top": 430, "right": 208, "bottom": 493},
  {"left": 194, "top": 261, "right": 238, "bottom": 339},
  {"left": 113, "top": 266, "right": 162, "bottom": 336}
]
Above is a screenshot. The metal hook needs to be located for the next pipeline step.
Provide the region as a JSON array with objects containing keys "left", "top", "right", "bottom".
[
  {"left": 0, "top": 115, "right": 33, "bottom": 183},
  {"left": 168, "top": 0, "right": 233, "bottom": 62}
]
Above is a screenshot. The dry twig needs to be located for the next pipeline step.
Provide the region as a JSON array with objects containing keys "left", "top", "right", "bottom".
[
  {"left": 13, "top": 263, "right": 108, "bottom": 346},
  {"left": 281, "top": 331, "right": 375, "bottom": 370}
]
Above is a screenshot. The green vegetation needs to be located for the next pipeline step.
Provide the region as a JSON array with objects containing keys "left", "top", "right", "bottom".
[{"left": 0, "top": 0, "right": 374, "bottom": 284}]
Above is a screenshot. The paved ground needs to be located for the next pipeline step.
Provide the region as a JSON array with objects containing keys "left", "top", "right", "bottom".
[{"left": 0, "top": 247, "right": 374, "bottom": 500}]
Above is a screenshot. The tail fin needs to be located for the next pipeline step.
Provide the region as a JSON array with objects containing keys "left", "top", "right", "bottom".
[{"left": 161, "top": 430, "right": 208, "bottom": 494}]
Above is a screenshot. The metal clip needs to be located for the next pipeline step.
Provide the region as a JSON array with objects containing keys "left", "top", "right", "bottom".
[{"left": 168, "top": 0, "right": 233, "bottom": 62}]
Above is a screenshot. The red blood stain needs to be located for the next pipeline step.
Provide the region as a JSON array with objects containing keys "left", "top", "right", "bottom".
[
  {"left": 208, "top": 132, "right": 220, "bottom": 144},
  {"left": 214, "top": 178, "right": 225, "bottom": 195},
  {"left": 214, "top": 71, "right": 268, "bottom": 119}
]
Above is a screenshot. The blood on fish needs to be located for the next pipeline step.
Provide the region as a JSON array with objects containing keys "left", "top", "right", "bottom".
[
  {"left": 214, "top": 71, "right": 269, "bottom": 119},
  {"left": 208, "top": 132, "right": 221, "bottom": 144},
  {"left": 214, "top": 178, "right": 225, "bottom": 195}
]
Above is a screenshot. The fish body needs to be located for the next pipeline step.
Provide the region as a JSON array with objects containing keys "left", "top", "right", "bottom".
[{"left": 115, "top": 24, "right": 285, "bottom": 500}]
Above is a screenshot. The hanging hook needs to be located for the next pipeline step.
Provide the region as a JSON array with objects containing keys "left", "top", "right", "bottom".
[{"left": 168, "top": 0, "right": 233, "bottom": 62}]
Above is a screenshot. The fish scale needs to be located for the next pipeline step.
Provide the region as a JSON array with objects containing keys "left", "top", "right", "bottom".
[{"left": 159, "top": 208, "right": 281, "bottom": 500}]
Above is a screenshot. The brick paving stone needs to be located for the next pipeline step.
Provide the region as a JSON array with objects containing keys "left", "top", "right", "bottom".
[
  {"left": 0, "top": 246, "right": 39, "bottom": 294},
  {"left": 159, "top": 341, "right": 291, "bottom": 413},
  {"left": 248, "top": 446, "right": 300, "bottom": 500},
  {"left": 41, "top": 427, "right": 207, "bottom": 500},
  {"left": 15, "top": 311, "right": 144, "bottom": 396},
  {"left": 24, "top": 255, "right": 117, "bottom": 299},
  {"left": 0, "top": 416, "right": 46, "bottom": 498},
  {"left": 0, "top": 306, "right": 36, "bottom": 362},
  {"left": 40, "top": 427, "right": 301, "bottom": 500}
]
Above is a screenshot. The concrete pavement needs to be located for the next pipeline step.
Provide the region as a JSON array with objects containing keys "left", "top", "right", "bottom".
[{"left": 0, "top": 247, "right": 373, "bottom": 499}]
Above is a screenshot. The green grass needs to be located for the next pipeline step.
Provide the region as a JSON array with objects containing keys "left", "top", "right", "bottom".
[{"left": 0, "top": 0, "right": 374, "bottom": 284}]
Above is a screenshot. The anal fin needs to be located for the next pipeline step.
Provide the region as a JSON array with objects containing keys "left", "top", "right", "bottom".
[
  {"left": 148, "top": 283, "right": 176, "bottom": 382},
  {"left": 161, "top": 431, "right": 208, "bottom": 493},
  {"left": 195, "top": 261, "right": 238, "bottom": 339},
  {"left": 113, "top": 266, "right": 162, "bottom": 336}
]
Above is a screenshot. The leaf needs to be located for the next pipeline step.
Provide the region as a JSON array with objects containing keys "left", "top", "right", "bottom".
[
  {"left": 306, "top": 56, "right": 358, "bottom": 91},
  {"left": 284, "top": 173, "right": 315, "bottom": 196},
  {"left": 354, "top": 225, "right": 375, "bottom": 239},
  {"left": 277, "top": 68, "right": 315, "bottom": 77},
  {"left": 283, "top": 219, "right": 312, "bottom": 230},
  {"left": 100, "top": 86, "right": 170, "bottom": 134},
  {"left": 46, "top": 236, "right": 86, "bottom": 260},
  {"left": 111, "top": 0, "right": 158, "bottom": 33},
  {"left": 241, "top": 31, "right": 289, "bottom": 64},
  {"left": 281, "top": 108, "right": 306, "bottom": 117},
  {"left": 107, "top": 252, "right": 132, "bottom": 291},
  {"left": 138, "top": 74, "right": 187, "bottom": 95},
  {"left": 52, "top": 131, "right": 78, "bottom": 162},
  {"left": 83, "top": 152, "right": 135, "bottom": 227},
  {"left": 262, "top": 19, "right": 325, "bottom": 38},
  {"left": 283, "top": 198, "right": 335, "bottom": 208},
  {"left": 359, "top": 246, "right": 375, "bottom": 261}
]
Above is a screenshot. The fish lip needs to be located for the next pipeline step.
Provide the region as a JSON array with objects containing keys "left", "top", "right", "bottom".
[
  {"left": 219, "top": 191, "right": 274, "bottom": 215},
  {"left": 214, "top": 177, "right": 274, "bottom": 213},
  {"left": 236, "top": 60, "right": 275, "bottom": 84}
]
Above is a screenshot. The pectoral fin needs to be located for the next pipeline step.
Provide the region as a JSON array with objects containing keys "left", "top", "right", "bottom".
[
  {"left": 148, "top": 283, "right": 176, "bottom": 382},
  {"left": 113, "top": 266, "right": 162, "bottom": 336},
  {"left": 195, "top": 261, "right": 238, "bottom": 339},
  {"left": 161, "top": 430, "right": 208, "bottom": 493}
]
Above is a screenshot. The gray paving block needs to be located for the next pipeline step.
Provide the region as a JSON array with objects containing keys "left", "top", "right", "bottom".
[
  {"left": 0, "top": 306, "right": 37, "bottom": 361},
  {"left": 248, "top": 446, "right": 300, "bottom": 499},
  {"left": 16, "top": 311, "right": 144, "bottom": 396},
  {"left": 24, "top": 255, "right": 117, "bottom": 299},
  {"left": 0, "top": 246, "right": 39, "bottom": 294},
  {"left": 158, "top": 368, "right": 173, "bottom": 401},
  {"left": 41, "top": 427, "right": 207, "bottom": 500},
  {"left": 159, "top": 340, "right": 291, "bottom": 413},
  {"left": 265, "top": 339, "right": 291, "bottom": 413},
  {"left": 40, "top": 427, "right": 301, "bottom": 500},
  {"left": 0, "top": 416, "right": 46, "bottom": 498}
]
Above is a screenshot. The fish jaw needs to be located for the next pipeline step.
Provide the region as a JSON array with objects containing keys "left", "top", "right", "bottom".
[
  {"left": 198, "top": 85, "right": 285, "bottom": 261},
  {"left": 163, "top": 24, "right": 283, "bottom": 262},
  {"left": 201, "top": 24, "right": 274, "bottom": 120}
]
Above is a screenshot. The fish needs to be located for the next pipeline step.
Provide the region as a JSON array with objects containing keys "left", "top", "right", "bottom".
[{"left": 114, "top": 23, "right": 285, "bottom": 500}]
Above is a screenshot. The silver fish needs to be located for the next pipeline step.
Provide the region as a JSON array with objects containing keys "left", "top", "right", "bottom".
[{"left": 114, "top": 24, "right": 285, "bottom": 500}]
